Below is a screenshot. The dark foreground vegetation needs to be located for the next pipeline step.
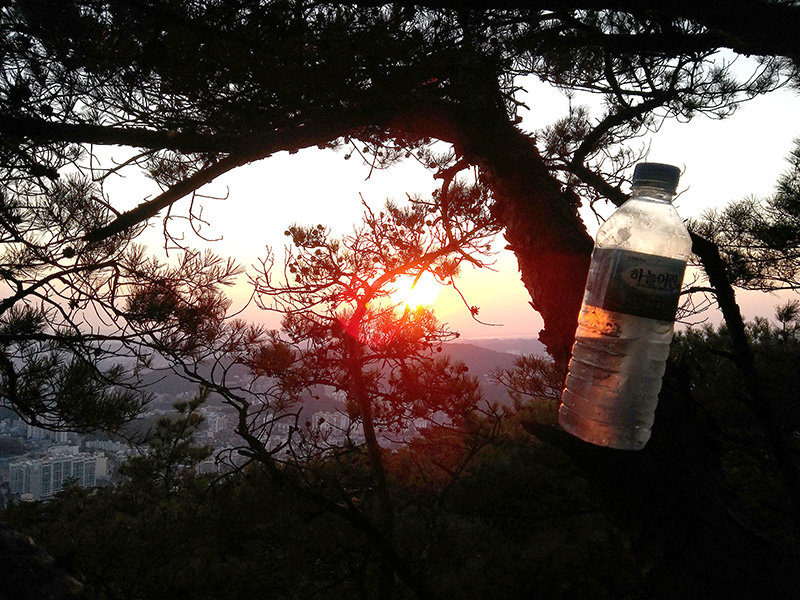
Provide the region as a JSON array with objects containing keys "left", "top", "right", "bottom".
[{"left": 3, "top": 309, "right": 800, "bottom": 600}]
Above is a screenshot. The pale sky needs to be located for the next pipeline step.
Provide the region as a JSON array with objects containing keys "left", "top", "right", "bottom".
[{"left": 102, "top": 68, "right": 800, "bottom": 340}]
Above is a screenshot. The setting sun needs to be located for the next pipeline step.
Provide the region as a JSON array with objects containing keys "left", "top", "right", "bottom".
[{"left": 389, "top": 272, "right": 443, "bottom": 309}]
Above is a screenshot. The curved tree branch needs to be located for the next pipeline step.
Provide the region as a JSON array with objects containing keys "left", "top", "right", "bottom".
[
  {"left": 339, "top": 0, "right": 800, "bottom": 65},
  {"left": 82, "top": 116, "right": 366, "bottom": 242}
]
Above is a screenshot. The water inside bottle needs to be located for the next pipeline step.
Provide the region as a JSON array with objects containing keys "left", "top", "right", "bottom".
[{"left": 560, "top": 304, "right": 674, "bottom": 450}]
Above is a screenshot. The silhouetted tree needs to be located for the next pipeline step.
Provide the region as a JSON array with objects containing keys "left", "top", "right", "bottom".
[
  {"left": 0, "top": 172, "right": 243, "bottom": 433},
  {"left": 692, "top": 139, "right": 800, "bottom": 292},
  {"left": 135, "top": 182, "right": 505, "bottom": 598},
  {"left": 3, "top": 0, "right": 798, "bottom": 364},
  {"left": 3, "top": 391, "right": 220, "bottom": 600}
]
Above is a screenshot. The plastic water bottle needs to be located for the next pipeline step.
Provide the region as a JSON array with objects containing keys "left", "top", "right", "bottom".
[{"left": 559, "top": 163, "right": 692, "bottom": 450}]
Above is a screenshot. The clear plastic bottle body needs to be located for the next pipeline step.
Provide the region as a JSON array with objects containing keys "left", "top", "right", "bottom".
[{"left": 559, "top": 185, "right": 693, "bottom": 450}]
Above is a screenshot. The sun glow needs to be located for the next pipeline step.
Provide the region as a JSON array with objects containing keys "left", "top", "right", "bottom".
[{"left": 389, "top": 272, "right": 442, "bottom": 309}]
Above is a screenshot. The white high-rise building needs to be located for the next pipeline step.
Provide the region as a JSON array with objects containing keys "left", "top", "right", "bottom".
[
  {"left": 9, "top": 451, "right": 100, "bottom": 500},
  {"left": 26, "top": 425, "right": 70, "bottom": 443}
]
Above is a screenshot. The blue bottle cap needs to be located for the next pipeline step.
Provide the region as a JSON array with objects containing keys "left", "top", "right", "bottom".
[{"left": 633, "top": 163, "right": 681, "bottom": 194}]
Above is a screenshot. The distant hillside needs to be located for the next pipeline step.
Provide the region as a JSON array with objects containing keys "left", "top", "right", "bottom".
[
  {"left": 141, "top": 369, "right": 201, "bottom": 397},
  {"left": 458, "top": 337, "right": 546, "bottom": 357},
  {"left": 440, "top": 342, "right": 524, "bottom": 406},
  {"left": 134, "top": 339, "right": 541, "bottom": 411},
  {"left": 441, "top": 342, "right": 519, "bottom": 376}
]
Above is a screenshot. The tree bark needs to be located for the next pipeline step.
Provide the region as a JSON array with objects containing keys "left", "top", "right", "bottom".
[
  {"left": 389, "top": 98, "right": 594, "bottom": 367},
  {"left": 469, "top": 122, "right": 593, "bottom": 369}
]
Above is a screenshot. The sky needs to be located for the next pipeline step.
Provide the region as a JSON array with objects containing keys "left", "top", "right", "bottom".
[{"left": 103, "top": 67, "right": 800, "bottom": 341}]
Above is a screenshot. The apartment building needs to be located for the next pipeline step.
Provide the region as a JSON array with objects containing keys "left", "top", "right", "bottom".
[{"left": 9, "top": 449, "right": 106, "bottom": 501}]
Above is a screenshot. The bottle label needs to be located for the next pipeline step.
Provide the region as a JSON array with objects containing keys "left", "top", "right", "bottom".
[{"left": 583, "top": 247, "right": 686, "bottom": 322}]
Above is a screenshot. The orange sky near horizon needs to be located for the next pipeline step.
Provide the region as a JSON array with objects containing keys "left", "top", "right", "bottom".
[{"left": 101, "top": 70, "right": 800, "bottom": 341}]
